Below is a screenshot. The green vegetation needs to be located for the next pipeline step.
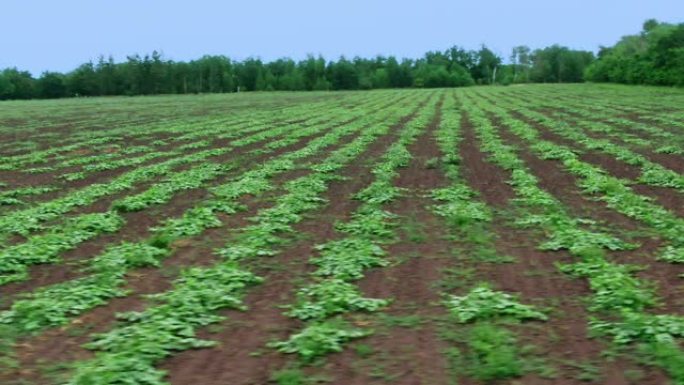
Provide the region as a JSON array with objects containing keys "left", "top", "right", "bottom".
[
  {"left": 271, "top": 95, "right": 439, "bottom": 362},
  {"left": 586, "top": 19, "right": 684, "bottom": 86},
  {"left": 444, "top": 285, "right": 548, "bottom": 323},
  {"left": 0, "top": 85, "right": 683, "bottom": 384}
]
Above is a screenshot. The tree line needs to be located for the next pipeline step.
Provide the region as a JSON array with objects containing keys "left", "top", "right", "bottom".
[
  {"left": 0, "top": 19, "right": 680, "bottom": 100},
  {"left": 0, "top": 44, "right": 597, "bottom": 100},
  {"left": 585, "top": 19, "right": 684, "bottom": 86}
]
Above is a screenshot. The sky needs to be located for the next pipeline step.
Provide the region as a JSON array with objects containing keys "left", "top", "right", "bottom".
[{"left": 1, "top": 0, "right": 682, "bottom": 75}]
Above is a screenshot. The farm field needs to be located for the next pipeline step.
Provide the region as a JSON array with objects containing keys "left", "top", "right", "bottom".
[{"left": 1, "top": 84, "right": 684, "bottom": 385}]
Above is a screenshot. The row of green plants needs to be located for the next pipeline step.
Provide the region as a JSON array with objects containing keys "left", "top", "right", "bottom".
[
  {"left": 56, "top": 145, "right": 153, "bottom": 167},
  {"left": 0, "top": 96, "right": 349, "bottom": 202},
  {"left": 508, "top": 86, "right": 681, "bottom": 119},
  {"left": 58, "top": 150, "right": 185, "bottom": 182},
  {"left": 477, "top": 94, "right": 684, "bottom": 264},
  {"left": 0, "top": 90, "right": 354, "bottom": 186},
  {"left": 501, "top": 89, "right": 672, "bottom": 150},
  {"left": 523, "top": 110, "right": 684, "bottom": 191},
  {"left": 498, "top": 86, "right": 684, "bottom": 154},
  {"left": 0, "top": 95, "right": 403, "bottom": 285},
  {"left": 0, "top": 96, "right": 381, "bottom": 239},
  {"left": 463, "top": 91, "right": 684, "bottom": 383},
  {"left": 53, "top": 98, "right": 348, "bottom": 181},
  {"left": 535, "top": 99, "right": 684, "bottom": 156},
  {"left": 0, "top": 186, "right": 57, "bottom": 207},
  {"left": 270, "top": 95, "right": 439, "bottom": 362},
  {"left": 432, "top": 96, "right": 550, "bottom": 382},
  {"left": 0, "top": 136, "right": 121, "bottom": 171},
  {"left": 477, "top": 90, "right": 684, "bottom": 195},
  {"left": 25, "top": 145, "right": 156, "bottom": 175},
  {"left": 59, "top": 93, "right": 427, "bottom": 385},
  {"left": 0, "top": 92, "right": 417, "bottom": 337},
  {"left": 1, "top": 151, "right": 208, "bottom": 237},
  {"left": 0, "top": 99, "right": 267, "bottom": 170}
]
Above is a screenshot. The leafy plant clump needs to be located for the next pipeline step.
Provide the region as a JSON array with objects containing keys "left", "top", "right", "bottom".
[
  {"left": 268, "top": 319, "right": 371, "bottom": 362},
  {"left": 444, "top": 285, "right": 548, "bottom": 323},
  {"left": 286, "top": 279, "right": 390, "bottom": 321}
]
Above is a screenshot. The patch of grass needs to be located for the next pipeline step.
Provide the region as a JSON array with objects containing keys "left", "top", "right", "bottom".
[
  {"left": 439, "top": 318, "right": 555, "bottom": 383},
  {"left": 425, "top": 157, "right": 440, "bottom": 169},
  {"left": 466, "top": 323, "right": 525, "bottom": 381},
  {"left": 472, "top": 246, "right": 516, "bottom": 263},
  {"left": 206, "top": 323, "right": 226, "bottom": 334},
  {"left": 271, "top": 369, "right": 307, "bottom": 385},
  {"left": 65, "top": 323, "right": 96, "bottom": 337},
  {"left": 378, "top": 314, "right": 423, "bottom": 329},
  {"left": 444, "top": 347, "right": 463, "bottom": 385},
  {"left": 0, "top": 325, "right": 19, "bottom": 371},
  {"left": 441, "top": 322, "right": 529, "bottom": 382},
  {"left": 435, "top": 265, "right": 475, "bottom": 291},
  {"left": 400, "top": 214, "right": 427, "bottom": 243},
  {"left": 37, "top": 360, "right": 74, "bottom": 385},
  {"left": 353, "top": 343, "right": 375, "bottom": 358},
  {"left": 636, "top": 341, "right": 684, "bottom": 384},
  {"left": 564, "top": 359, "right": 601, "bottom": 382},
  {"left": 624, "top": 368, "right": 645, "bottom": 383}
]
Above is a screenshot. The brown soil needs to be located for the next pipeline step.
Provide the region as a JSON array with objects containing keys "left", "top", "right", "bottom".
[
  {"left": 159, "top": 96, "right": 430, "bottom": 385},
  {"left": 616, "top": 112, "right": 684, "bottom": 138},
  {"left": 0, "top": 94, "right": 413, "bottom": 305},
  {"left": 458, "top": 112, "right": 668, "bottom": 385},
  {"left": 510, "top": 110, "right": 684, "bottom": 218},
  {"left": 162, "top": 102, "right": 428, "bottom": 384},
  {"left": 459, "top": 115, "right": 515, "bottom": 207},
  {"left": 493, "top": 116, "right": 684, "bottom": 316},
  {"left": 2, "top": 98, "right": 425, "bottom": 385},
  {"left": 0, "top": 116, "right": 320, "bottom": 207},
  {"left": 493, "top": 114, "right": 643, "bottom": 233},
  {"left": 3, "top": 89, "right": 681, "bottom": 385},
  {"left": 311, "top": 101, "right": 452, "bottom": 385},
  {"left": 0, "top": 120, "right": 346, "bottom": 305},
  {"left": 535, "top": 108, "right": 684, "bottom": 175}
]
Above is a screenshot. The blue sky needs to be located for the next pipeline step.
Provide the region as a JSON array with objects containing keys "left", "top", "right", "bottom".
[{"left": 1, "top": 0, "right": 682, "bottom": 75}]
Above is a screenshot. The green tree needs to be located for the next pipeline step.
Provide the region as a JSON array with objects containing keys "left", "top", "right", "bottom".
[
  {"left": 510, "top": 45, "right": 532, "bottom": 83},
  {"left": 36, "top": 72, "right": 67, "bottom": 98},
  {"left": 585, "top": 19, "right": 684, "bottom": 86},
  {"left": 472, "top": 46, "right": 502, "bottom": 84},
  {"left": 0, "top": 72, "right": 15, "bottom": 100},
  {"left": 1, "top": 68, "right": 36, "bottom": 99},
  {"left": 328, "top": 57, "right": 359, "bottom": 90},
  {"left": 299, "top": 55, "right": 328, "bottom": 91}
]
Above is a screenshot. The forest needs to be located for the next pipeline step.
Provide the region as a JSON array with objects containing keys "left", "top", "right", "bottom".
[{"left": 0, "top": 19, "right": 681, "bottom": 100}]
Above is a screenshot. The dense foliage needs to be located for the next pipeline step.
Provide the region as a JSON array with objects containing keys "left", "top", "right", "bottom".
[
  {"left": 1, "top": 18, "right": 682, "bottom": 99},
  {"left": 586, "top": 19, "right": 684, "bottom": 86},
  {"left": 0, "top": 44, "right": 595, "bottom": 100}
]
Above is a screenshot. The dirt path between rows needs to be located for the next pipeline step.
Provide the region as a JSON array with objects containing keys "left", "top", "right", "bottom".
[
  {"left": 457, "top": 112, "right": 669, "bottom": 385},
  {"left": 160, "top": 102, "right": 429, "bottom": 385}
]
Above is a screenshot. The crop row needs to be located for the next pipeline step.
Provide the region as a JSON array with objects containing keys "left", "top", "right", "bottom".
[
  {"left": 0, "top": 93, "right": 420, "bottom": 345},
  {"left": 0, "top": 92, "right": 393, "bottom": 238},
  {"left": 473, "top": 94, "right": 684, "bottom": 264},
  {"left": 58, "top": 93, "right": 430, "bottom": 385},
  {"left": 0, "top": 94, "right": 361, "bottom": 194},
  {"left": 0, "top": 92, "right": 375, "bottom": 171},
  {"left": 0, "top": 91, "right": 338, "bottom": 171},
  {"left": 462, "top": 91, "right": 684, "bottom": 382},
  {"left": 428, "top": 94, "right": 549, "bottom": 381},
  {"left": 0, "top": 94, "right": 407, "bottom": 284},
  {"left": 269, "top": 94, "right": 439, "bottom": 362},
  {"left": 497, "top": 99, "right": 684, "bottom": 193}
]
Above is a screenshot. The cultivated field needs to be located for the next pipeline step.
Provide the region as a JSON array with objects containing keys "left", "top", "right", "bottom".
[{"left": 1, "top": 85, "right": 684, "bottom": 385}]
